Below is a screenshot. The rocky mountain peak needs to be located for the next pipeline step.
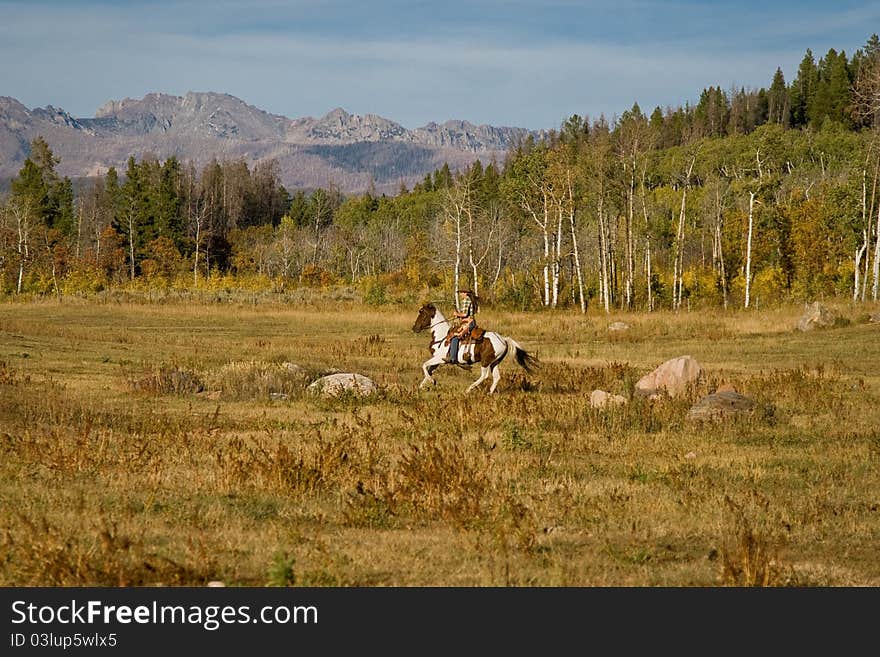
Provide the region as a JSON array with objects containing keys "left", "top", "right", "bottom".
[
  {"left": 304, "top": 107, "right": 407, "bottom": 143},
  {"left": 0, "top": 91, "right": 546, "bottom": 194}
]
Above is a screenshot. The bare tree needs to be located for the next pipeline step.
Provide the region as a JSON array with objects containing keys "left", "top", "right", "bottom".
[
  {"left": 712, "top": 182, "right": 730, "bottom": 308},
  {"left": 672, "top": 154, "right": 697, "bottom": 310},
  {"left": 616, "top": 107, "right": 651, "bottom": 309},
  {"left": 442, "top": 179, "right": 469, "bottom": 306},
  {"left": 566, "top": 170, "right": 586, "bottom": 313},
  {"left": 190, "top": 194, "right": 211, "bottom": 285},
  {"left": 744, "top": 191, "right": 756, "bottom": 309},
  {"left": 7, "top": 197, "right": 34, "bottom": 294},
  {"left": 853, "top": 56, "right": 880, "bottom": 127}
]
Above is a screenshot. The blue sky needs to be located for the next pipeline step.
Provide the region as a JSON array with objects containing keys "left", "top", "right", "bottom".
[{"left": 1, "top": 0, "right": 878, "bottom": 130}]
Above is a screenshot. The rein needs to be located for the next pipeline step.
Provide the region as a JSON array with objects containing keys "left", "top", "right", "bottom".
[{"left": 427, "top": 318, "right": 450, "bottom": 345}]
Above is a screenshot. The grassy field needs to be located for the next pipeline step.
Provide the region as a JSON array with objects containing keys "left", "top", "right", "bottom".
[{"left": 1, "top": 293, "right": 878, "bottom": 586}]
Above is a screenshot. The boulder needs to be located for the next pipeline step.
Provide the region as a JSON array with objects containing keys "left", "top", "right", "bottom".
[
  {"left": 686, "top": 390, "right": 757, "bottom": 423},
  {"left": 608, "top": 321, "right": 631, "bottom": 332},
  {"left": 797, "top": 301, "right": 836, "bottom": 332},
  {"left": 590, "top": 389, "right": 627, "bottom": 408},
  {"left": 307, "top": 373, "right": 378, "bottom": 398},
  {"left": 635, "top": 355, "right": 703, "bottom": 398}
]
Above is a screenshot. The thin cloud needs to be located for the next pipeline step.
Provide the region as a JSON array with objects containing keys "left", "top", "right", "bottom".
[{"left": 0, "top": 1, "right": 875, "bottom": 129}]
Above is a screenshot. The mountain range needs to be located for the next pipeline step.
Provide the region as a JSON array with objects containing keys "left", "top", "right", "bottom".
[{"left": 0, "top": 92, "right": 544, "bottom": 194}]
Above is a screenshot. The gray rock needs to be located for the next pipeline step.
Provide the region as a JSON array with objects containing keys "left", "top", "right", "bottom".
[
  {"left": 797, "top": 301, "right": 836, "bottom": 331},
  {"left": 307, "top": 373, "right": 378, "bottom": 398},
  {"left": 686, "top": 391, "right": 757, "bottom": 423},
  {"left": 608, "top": 321, "right": 631, "bottom": 332}
]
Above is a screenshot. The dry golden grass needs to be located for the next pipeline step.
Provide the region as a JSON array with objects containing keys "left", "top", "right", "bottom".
[{"left": 1, "top": 293, "right": 878, "bottom": 586}]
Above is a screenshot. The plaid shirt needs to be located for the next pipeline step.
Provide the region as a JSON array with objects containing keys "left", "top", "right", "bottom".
[{"left": 459, "top": 295, "right": 474, "bottom": 318}]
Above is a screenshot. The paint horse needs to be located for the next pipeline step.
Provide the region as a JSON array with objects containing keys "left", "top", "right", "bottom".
[{"left": 411, "top": 303, "right": 539, "bottom": 393}]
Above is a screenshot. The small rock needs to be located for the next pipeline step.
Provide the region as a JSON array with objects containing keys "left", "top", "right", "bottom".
[
  {"left": 608, "top": 321, "right": 631, "bottom": 332},
  {"left": 269, "top": 392, "right": 289, "bottom": 401},
  {"left": 684, "top": 451, "right": 697, "bottom": 459},
  {"left": 590, "top": 389, "right": 627, "bottom": 408},
  {"left": 206, "top": 581, "right": 226, "bottom": 587},
  {"left": 307, "top": 373, "right": 378, "bottom": 398}
]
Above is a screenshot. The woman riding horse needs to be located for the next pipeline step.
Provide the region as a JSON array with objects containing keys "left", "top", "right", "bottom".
[{"left": 445, "top": 289, "right": 477, "bottom": 364}]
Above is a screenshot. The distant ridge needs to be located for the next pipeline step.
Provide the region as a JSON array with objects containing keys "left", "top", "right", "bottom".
[{"left": 0, "top": 92, "right": 544, "bottom": 194}]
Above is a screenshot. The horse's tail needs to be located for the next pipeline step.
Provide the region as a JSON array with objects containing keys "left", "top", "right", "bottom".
[{"left": 505, "top": 337, "right": 540, "bottom": 374}]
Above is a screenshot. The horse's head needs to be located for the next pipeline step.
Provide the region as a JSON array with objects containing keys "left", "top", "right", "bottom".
[{"left": 412, "top": 303, "right": 436, "bottom": 333}]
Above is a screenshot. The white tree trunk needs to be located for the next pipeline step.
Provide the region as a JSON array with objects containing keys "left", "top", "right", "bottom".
[
  {"left": 673, "top": 188, "right": 687, "bottom": 310},
  {"left": 567, "top": 175, "right": 586, "bottom": 314},
  {"left": 854, "top": 236, "right": 866, "bottom": 301},
  {"left": 541, "top": 190, "right": 551, "bottom": 307},
  {"left": 15, "top": 201, "right": 30, "bottom": 294},
  {"left": 551, "top": 199, "right": 563, "bottom": 307},
  {"left": 598, "top": 200, "right": 610, "bottom": 313},
  {"left": 625, "top": 165, "right": 635, "bottom": 309},
  {"left": 466, "top": 203, "right": 478, "bottom": 298},
  {"left": 193, "top": 217, "right": 201, "bottom": 286},
  {"left": 641, "top": 183, "right": 653, "bottom": 312},
  {"left": 128, "top": 209, "right": 136, "bottom": 281},
  {"left": 714, "top": 187, "right": 729, "bottom": 309},
  {"left": 75, "top": 197, "right": 83, "bottom": 259},
  {"left": 672, "top": 157, "right": 696, "bottom": 311},
  {"left": 860, "top": 169, "right": 868, "bottom": 302},
  {"left": 872, "top": 199, "right": 880, "bottom": 300},
  {"left": 745, "top": 191, "right": 755, "bottom": 309},
  {"left": 454, "top": 211, "right": 462, "bottom": 309}
]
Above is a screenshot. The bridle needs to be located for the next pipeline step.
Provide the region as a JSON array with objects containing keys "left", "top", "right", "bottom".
[{"left": 416, "top": 310, "right": 451, "bottom": 346}]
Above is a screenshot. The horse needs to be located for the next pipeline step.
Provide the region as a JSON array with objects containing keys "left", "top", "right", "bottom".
[{"left": 411, "top": 303, "right": 539, "bottom": 393}]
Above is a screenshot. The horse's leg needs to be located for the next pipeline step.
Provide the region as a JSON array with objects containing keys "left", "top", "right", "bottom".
[
  {"left": 488, "top": 365, "right": 502, "bottom": 394},
  {"left": 420, "top": 357, "right": 444, "bottom": 389},
  {"left": 465, "top": 366, "right": 490, "bottom": 394}
]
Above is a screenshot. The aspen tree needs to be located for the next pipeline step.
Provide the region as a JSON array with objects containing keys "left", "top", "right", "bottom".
[
  {"left": 673, "top": 154, "right": 697, "bottom": 310},
  {"left": 745, "top": 191, "right": 755, "bottom": 309}
]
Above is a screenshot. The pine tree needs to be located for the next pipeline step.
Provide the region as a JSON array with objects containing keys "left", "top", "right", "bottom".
[
  {"left": 767, "top": 68, "right": 790, "bottom": 127},
  {"left": 10, "top": 137, "right": 66, "bottom": 228},
  {"left": 156, "top": 157, "right": 183, "bottom": 247},
  {"left": 51, "top": 177, "right": 75, "bottom": 236},
  {"left": 790, "top": 49, "right": 818, "bottom": 127},
  {"left": 10, "top": 158, "right": 51, "bottom": 220},
  {"left": 811, "top": 48, "right": 852, "bottom": 127},
  {"left": 287, "top": 190, "right": 309, "bottom": 228},
  {"left": 116, "top": 156, "right": 152, "bottom": 279}
]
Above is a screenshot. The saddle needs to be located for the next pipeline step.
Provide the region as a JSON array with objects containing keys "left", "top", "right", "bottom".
[
  {"left": 444, "top": 326, "right": 486, "bottom": 345},
  {"left": 467, "top": 327, "right": 486, "bottom": 343}
]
